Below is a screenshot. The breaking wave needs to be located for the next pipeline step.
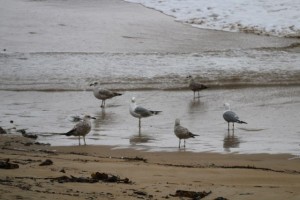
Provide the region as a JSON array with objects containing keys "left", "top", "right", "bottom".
[{"left": 1, "top": 49, "right": 300, "bottom": 91}]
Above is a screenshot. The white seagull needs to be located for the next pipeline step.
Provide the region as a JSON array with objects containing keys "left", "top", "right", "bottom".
[
  {"left": 62, "top": 115, "right": 96, "bottom": 146},
  {"left": 90, "top": 81, "right": 122, "bottom": 108},
  {"left": 187, "top": 75, "right": 208, "bottom": 99},
  {"left": 174, "top": 119, "right": 198, "bottom": 148},
  {"left": 223, "top": 103, "right": 247, "bottom": 130},
  {"left": 129, "top": 97, "right": 161, "bottom": 131}
]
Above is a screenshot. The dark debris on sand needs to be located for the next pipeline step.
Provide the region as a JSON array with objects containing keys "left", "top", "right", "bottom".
[
  {"left": 214, "top": 197, "right": 228, "bottom": 200},
  {"left": 49, "top": 172, "right": 132, "bottom": 184},
  {"left": 123, "top": 156, "right": 147, "bottom": 162},
  {"left": 170, "top": 190, "right": 212, "bottom": 199},
  {"left": 39, "top": 159, "right": 53, "bottom": 166},
  {"left": 91, "top": 172, "right": 132, "bottom": 184},
  {"left": 0, "top": 159, "right": 19, "bottom": 169}
]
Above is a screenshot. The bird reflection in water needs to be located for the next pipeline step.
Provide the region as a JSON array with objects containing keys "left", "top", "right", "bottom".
[
  {"left": 188, "top": 98, "right": 205, "bottom": 111},
  {"left": 188, "top": 99, "right": 208, "bottom": 119},
  {"left": 92, "top": 108, "right": 115, "bottom": 132},
  {"left": 223, "top": 129, "right": 240, "bottom": 152},
  {"left": 129, "top": 133, "right": 153, "bottom": 145}
]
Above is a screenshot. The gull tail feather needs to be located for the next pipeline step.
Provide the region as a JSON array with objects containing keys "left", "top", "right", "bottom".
[
  {"left": 189, "top": 132, "right": 199, "bottom": 138},
  {"left": 150, "top": 111, "right": 162, "bottom": 115},
  {"left": 61, "top": 129, "right": 75, "bottom": 136},
  {"left": 113, "top": 92, "right": 122, "bottom": 96},
  {"left": 238, "top": 120, "right": 247, "bottom": 124}
]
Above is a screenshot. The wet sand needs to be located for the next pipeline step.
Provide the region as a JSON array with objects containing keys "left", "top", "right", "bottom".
[{"left": 1, "top": 135, "right": 300, "bottom": 200}]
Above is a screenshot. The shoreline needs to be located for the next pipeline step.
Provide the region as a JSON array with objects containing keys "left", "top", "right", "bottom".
[
  {"left": 1, "top": 83, "right": 300, "bottom": 92},
  {"left": 1, "top": 135, "right": 300, "bottom": 200}
]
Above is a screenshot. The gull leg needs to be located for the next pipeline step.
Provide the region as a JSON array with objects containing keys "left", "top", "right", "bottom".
[
  {"left": 139, "top": 118, "right": 141, "bottom": 129},
  {"left": 179, "top": 139, "right": 181, "bottom": 148},
  {"left": 83, "top": 136, "right": 86, "bottom": 145},
  {"left": 101, "top": 100, "right": 104, "bottom": 108},
  {"left": 184, "top": 139, "right": 186, "bottom": 148},
  {"left": 138, "top": 118, "right": 141, "bottom": 134},
  {"left": 198, "top": 91, "right": 200, "bottom": 98},
  {"left": 233, "top": 123, "right": 235, "bottom": 129},
  {"left": 103, "top": 100, "right": 106, "bottom": 108},
  {"left": 228, "top": 123, "right": 230, "bottom": 130},
  {"left": 78, "top": 136, "right": 81, "bottom": 146}
]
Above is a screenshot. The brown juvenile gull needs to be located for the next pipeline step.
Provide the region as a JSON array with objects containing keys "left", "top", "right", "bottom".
[
  {"left": 62, "top": 115, "right": 96, "bottom": 146},
  {"left": 129, "top": 97, "right": 161, "bottom": 132},
  {"left": 223, "top": 103, "right": 247, "bottom": 130},
  {"left": 174, "top": 119, "right": 198, "bottom": 148},
  {"left": 90, "top": 81, "right": 122, "bottom": 108},
  {"left": 187, "top": 75, "right": 208, "bottom": 99}
]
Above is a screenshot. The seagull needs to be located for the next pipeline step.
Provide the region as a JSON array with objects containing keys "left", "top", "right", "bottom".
[
  {"left": 90, "top": 81, "right": 122, "bottom": 108},
  {"left": 187, "top": 75, "right": 208, "bottom": 99},
  {"left": 129, "top": 97, "right": 161, "bottom": 131},
  {"left": 62, "top": 115, "right": 96, "bottom": 146},
  {"left": 174, "top": 118, "right": 198, "bottom": 148},
  {"left": 223, "top": 103, "right": 247, "bottom": 130}
]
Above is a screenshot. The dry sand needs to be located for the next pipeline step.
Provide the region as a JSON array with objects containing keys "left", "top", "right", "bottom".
[{"left": 0, "top": 135, "right": 300, "bottom": 200}]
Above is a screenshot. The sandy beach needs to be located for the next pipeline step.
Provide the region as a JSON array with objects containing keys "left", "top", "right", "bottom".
[
  {"left": 1, "top": 0, "right": 300, "bottom": 199},
  {"left": 1, "top": 135, "right": 300, "bottom": 200}
]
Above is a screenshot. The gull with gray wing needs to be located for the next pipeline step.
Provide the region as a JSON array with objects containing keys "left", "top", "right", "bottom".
[
  {"left": 187, "top": 75, "right": 208, "bottom": 99},
  {"left": 129, "top": 97, "right": 161, "bottom": 132},
  {"left": 223, "top": 103, "right": 247, "bottom": 130},
  {"left": 90, "top": 81, "right": 122, "bottom": 108},
  {"left": 61, "top": 115, "right": 96, "bottom": 146},
  {"left": 174, "top": 119, "right": 198, "bottom": 148}
]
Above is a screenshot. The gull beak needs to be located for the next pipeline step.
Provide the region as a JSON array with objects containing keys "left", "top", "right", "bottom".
[{"left": 91, "top": 117, "right": 96, "bottom": 119}]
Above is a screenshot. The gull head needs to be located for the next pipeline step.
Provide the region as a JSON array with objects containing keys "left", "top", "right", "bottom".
[
  {"left": 90, "top": 81, "right": 99, "bottom": 87},
  {"left": 131, "top": 97, "right": 136, "bottom": 103},
  {"left": 175, "top": 118, "right": 180, "bottom": 126},
  {"left": 224, "top": 103, "right": 231, "bottom": 110}
]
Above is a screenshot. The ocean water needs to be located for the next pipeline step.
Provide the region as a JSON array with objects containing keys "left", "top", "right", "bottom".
[{"left": 125, "top": 0, "right": 300, "bottom": 37}]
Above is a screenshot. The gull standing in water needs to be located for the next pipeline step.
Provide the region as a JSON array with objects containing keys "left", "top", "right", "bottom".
[
  {"left": 129, "top": 97, "right": 161, "bottom": 132},
  {"left": 62, "top": 115, "right": 96, "bottom": 146},
  {"left": 223, "top": 103, "right": 247, "bottom": 130},
  {"left": 90, "top": 81, "right": 122, "bottom": 108},
  {"left": 174, "top": 118, "right": 198, "bottom": 148},
  {"left": 187, "top": 75, "right": 208, "bottom": 99}
]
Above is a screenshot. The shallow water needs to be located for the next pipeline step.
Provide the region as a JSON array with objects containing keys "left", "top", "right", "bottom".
[{"left": 1, "top": 87, "right": 299, "bottom": 155}]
